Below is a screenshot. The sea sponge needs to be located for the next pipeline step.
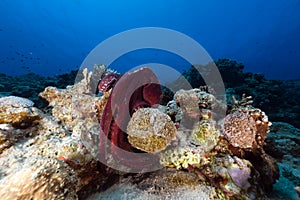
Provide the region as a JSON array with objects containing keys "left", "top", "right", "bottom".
[{"left": 127, "top": 108, "right": 176, "bottom": 153}]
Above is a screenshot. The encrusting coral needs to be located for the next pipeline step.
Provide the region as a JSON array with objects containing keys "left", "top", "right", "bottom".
[{"left": 0, "top": 65, "right": 281, "bottom": 199}]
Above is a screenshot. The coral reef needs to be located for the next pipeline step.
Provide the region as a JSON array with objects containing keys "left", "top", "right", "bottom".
[
  {"left": 230, "top": 95, "right": 272, "bottom": 146},
  {"left": 0, "top": 71, "right": 80, "bottom": 107},
  {"left": 265, "top": 122, "right": 300, "bottom": 199},
  {"left": 177, "top": 59, "right": 300, "bottom": 129},
  {"left": 0, "top": 63, "right": 294, "bottom": 199},
  {"left": 1, "top": 58, "right": 299, "bottom": 128},
  {"left": 0, "top": 95, "right": 34, "bottom": 107},
  {"left": 157, "top": 87, "right": 278, "bottom": 199},
  {"left": 0, "top": 67, "right": 112, "bottom": 199}
]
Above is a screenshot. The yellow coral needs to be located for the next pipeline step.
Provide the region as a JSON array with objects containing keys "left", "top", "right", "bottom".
[
  {"left": 191, "top": 120, "right": 220, "bottom": 152},
  {"left": 160, "top": 147, "right": 202, "bottom": 169}
]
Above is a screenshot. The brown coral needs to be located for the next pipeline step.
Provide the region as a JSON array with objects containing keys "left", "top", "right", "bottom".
[
  {"left": 229, "top": 95, "right": 272, "bottom": 147},
  {"left": 223, "top": 111, "right": 257, "bottom": 149},
  {"left": 173, "top": 89, "right": 226, "bottom": 127}
]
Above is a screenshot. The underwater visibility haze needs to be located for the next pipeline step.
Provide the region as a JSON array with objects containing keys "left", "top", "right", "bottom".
[
  {"left": 0, "top": 0, "right": 300, "bottom": 79},
  {"left": 0, "top": 1, "right": 300, "bottom": 200}
]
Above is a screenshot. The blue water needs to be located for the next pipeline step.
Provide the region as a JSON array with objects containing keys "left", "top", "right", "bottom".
[{"left": 0, "top": 0, "right": 300, "bottom": 79}]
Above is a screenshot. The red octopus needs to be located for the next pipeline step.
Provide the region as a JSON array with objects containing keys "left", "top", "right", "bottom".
[{"left": 98, "top": 67, "right": 162, "bottom": 172}]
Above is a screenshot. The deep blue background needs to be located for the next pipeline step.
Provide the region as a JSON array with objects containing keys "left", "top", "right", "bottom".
[{"left": 0, "top": 0, "right": 299, "bottom": 79}]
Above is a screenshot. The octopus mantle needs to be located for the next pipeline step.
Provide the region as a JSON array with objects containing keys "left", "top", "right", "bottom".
[{"left": 99, "top": 67, "right": 162, "bottom": 172}]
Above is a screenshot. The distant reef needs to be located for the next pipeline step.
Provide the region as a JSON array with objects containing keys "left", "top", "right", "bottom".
[{"left": 0, "top": 58, "right": 299, "bottom": 128}]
